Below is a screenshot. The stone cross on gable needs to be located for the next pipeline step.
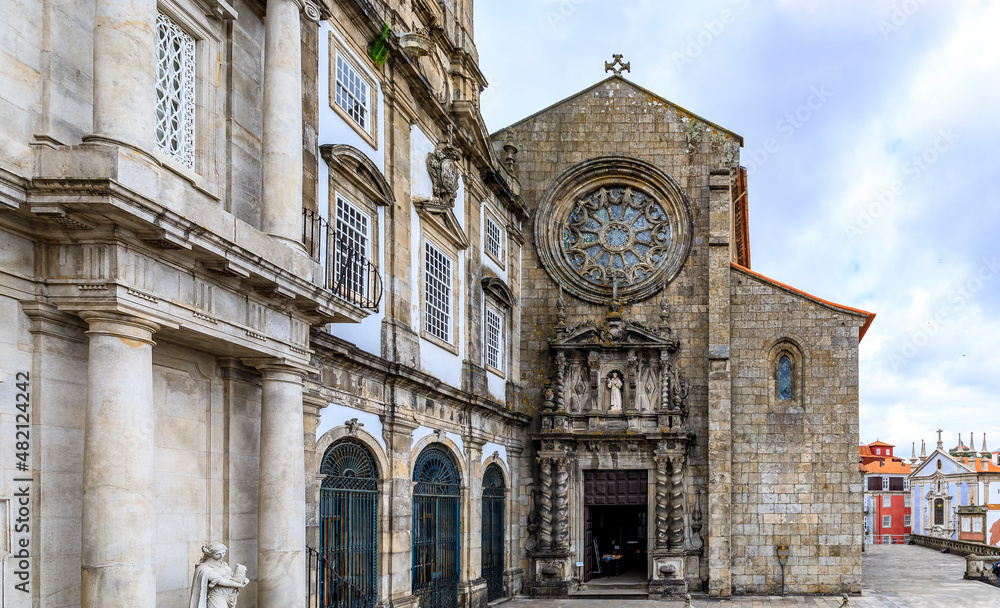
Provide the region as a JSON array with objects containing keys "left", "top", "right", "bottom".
[
  {"left": 605, "top": 54, "right": 631, "bottom": 76},
  {"left": 937, "top": 428, "right": 944, "bottom": 449}
]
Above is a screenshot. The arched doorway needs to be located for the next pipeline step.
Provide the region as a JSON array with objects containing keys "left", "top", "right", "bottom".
[
  {"left": 481, "top": 464, "right": 505, "bottom": 601},
  {"left": 412, "top": 444, "right": 461, "bottom": 608},
  {"left": 320, "top": 439, "right": 379, "bottom": 607}
]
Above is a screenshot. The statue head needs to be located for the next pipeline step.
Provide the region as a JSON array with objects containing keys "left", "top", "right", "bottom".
[{"left": 201, "top": 542, "right": 227, "bottom": 562}]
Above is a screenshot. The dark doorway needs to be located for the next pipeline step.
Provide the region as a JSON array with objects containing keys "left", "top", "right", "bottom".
[
  {"left": 412, "top": 445, "right": 461, "bottom": 608},
  {"left": 583, "top": 470, "right": 648, "bottom": 582}
]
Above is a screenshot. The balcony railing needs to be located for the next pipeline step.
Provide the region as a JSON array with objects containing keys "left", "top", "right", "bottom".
[
  {"left": 303, "top": 209, "right": 382, "bottom": 313},
  {"left": 307, "top": 546, "right": 374, "bottom": 608}
]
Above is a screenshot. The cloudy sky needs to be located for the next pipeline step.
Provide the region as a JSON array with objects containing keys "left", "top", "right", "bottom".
[{"left": 474, "top": 0, "right": 1000, "bottom": 455}]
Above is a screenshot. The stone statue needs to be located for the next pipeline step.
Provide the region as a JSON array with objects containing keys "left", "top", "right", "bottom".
[
  {"left": 607, "top": 371, "right": 623, "bottom": 412},
  {"left": 189, "top": 542, "right": 249, "bottom": 608}
]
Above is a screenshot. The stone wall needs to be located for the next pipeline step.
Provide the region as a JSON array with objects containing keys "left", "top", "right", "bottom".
[{"left": 729, "top": 267, "right": 866, "bottom": 594}]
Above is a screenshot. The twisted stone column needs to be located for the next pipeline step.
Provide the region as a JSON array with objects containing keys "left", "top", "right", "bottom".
[
  {"left": 668, "top": 455, "right": 686, "bottom": 549},
  {"left": 538, "top": 457, "right": 553, "bottom": 551},
  {"left": 554, "top": 458, "right": 570, "bottom": 550},
  {"left": 654, "top": 456, "right": 670, "bottom": 549},
  {"left": 80, "top": 312, "right": 160, "bottom": 608}
]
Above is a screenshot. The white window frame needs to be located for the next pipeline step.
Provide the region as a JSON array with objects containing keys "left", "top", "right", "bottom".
[
  {"left": 882, "top": 515, "right": 891, "bottom": 528},
  {"left": 882, "top": 477, "right": 888, "bottom": 490},
  {"left": 484, "top": 210, "right": 504, "bottom": 267},
  {"left": 155, "top": 10, "right": 197, "bottom": 169},
  {"left": 423, "top": 240, "right": 453, "bottom": 344},
  {"left": 904, "top": 478, "right": 910, "bottom": 490},
  {"left": 330, "top": 35, "right": 378, "bottom": 148},
  {"left": 974, "top": 518, "right": 983, "bottom": 532},
  {"left": 484, "top": 305, "right": 504, "bottom": 375},
  {"left": 332, "top": 194, "right": 372, "bottom": 302},
  {"left": 962, "top": 517, "right": 971, "bottom": 532},
  {"left": 882, "top": 494, "right": 891, "bottom": 508},
  {"left": 904, "top": 514, "right": 911, "bottom": 528}
]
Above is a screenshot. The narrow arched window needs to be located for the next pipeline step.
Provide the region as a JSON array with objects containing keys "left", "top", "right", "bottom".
[{"left": 778, "top": 355, "right": 792, "bottom": 400}]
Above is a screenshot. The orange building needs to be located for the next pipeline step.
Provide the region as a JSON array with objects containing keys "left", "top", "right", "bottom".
[{"left": 861, "top": 440, "right": 911, "bottom": 544}]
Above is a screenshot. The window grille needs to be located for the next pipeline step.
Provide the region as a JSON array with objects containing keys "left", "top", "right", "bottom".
[
  {"left": 485, "top": 307, "right": 502, "bottom": 371},
  {"left": 425, "top": 242, "right": 452, "bottom": 343},
  {"left": 155, "top": 12, "right": 196, "bottom": 169},
  {"left": 485, "top": 214, "right": 502, "bottom": 261},
  {"left": 335, "top": 196, "right": 371, "bottom": 297},
  {"left": 336, "top": 53, "right": 370, "bottom": 132}
]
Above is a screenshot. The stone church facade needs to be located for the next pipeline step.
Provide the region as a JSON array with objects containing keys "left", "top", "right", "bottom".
[{"left": 0, "top": 1, "right": 871, "bottom": 608}]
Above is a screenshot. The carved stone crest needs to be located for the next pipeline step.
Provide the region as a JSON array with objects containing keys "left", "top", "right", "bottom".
[{"left": 426, "top": 126, "right": 462, "bottom": 211}]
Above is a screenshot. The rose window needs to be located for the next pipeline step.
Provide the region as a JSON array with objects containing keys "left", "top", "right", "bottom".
[{"left": 562, "top": 187, "right": 671, "bottom": 288}]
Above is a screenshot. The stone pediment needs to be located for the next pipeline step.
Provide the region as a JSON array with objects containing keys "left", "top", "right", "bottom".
[
  {"left": 551, "top": 319, "right": 677, "bottom": 351},
  {"left": 414, "top": 199, "right": 471, "bottom": 250}
]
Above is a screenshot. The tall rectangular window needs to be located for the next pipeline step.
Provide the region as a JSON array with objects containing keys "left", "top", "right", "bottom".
[
  {"left": 882, "top": 494, "right": 891, "bottom": 508},
  {"left": 485, "top": 213, "right": 502, "bottom": 262},
  {"left": 904, "top": 514, "right": 912, "bottom": 528},
  {"left": 336, "top": 53, "right": 370, "bottom": 132},
  {"left": 334, "top": 195, "right": 370, "bottom": 298},
  {"left": 485, "top": 307, "right": 503, "bottom": 372},
  {"left": 882, "top": 477, "right": 888, "bottom": 490},
  {"left": 424, "top": 242, "right": 452, "bottom": 343},
  {"left": 904, "top": 494, "right": 911, "bottom": 508},
  {"left": 882, "top": 515, "right": 891, "bottom": 528},
  {"left": 974, "top": 518, "right": 983, "bottom": 532},
  {"left": 155, "top": 12, "right": 196, "bottom": 169}
]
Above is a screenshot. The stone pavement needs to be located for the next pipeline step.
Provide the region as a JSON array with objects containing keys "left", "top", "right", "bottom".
[{"left": 502, "top": 544, "right": 1000, "bottom": 607}]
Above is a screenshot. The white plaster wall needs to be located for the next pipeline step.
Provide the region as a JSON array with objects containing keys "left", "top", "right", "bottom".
[
  {"left": 315, "top": 403, "right": 385, "bottom": 450},
  {"left": 410, "top": 126, "right": 435, "bottom": 200},
  {"left": 487, "top": 371, "right": 505, "bottom": 402},
  {"left": 319, "top": 24, "right": 387, "bottom": 356}
]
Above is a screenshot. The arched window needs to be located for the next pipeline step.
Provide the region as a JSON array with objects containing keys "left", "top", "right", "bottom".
[
  {"left": 319, "top": 439, "right": 379, "bottom": 608},
  {"left": 778, "top": 355, "right": 792, "bottom": 400},
  {"left": 413, "top": 445, "right": 461, "bottom": 608},
  {"left": 482, "top": 464, "right": 506, "bottom": 601}
]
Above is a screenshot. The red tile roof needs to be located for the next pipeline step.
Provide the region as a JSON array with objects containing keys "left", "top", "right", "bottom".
[{"left": 861, "top": 459, "right": 911, "bottom": 475}]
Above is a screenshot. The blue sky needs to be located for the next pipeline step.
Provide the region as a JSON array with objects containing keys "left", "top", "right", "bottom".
[{"left": 474, "top": 0, "right": 1000, "bottom": 455}]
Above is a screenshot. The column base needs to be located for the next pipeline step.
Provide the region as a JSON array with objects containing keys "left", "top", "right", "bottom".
[
  {"left": 529, "top": 551, "right": 572, "bottom": 598},
  {"left": 459, "top": 577, "right": 488, "bottom": 608},
  {"left": 648, "top": 549, "right": 689, "bottom": 598}
]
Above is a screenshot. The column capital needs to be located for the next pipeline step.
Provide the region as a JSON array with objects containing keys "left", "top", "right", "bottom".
[
  {"left": 79, "top": 311, "right": 160, "bottom": 344},
  {"left": 242, "top": 357, "right": 317, "bottom": 380},
  {"left": 290, "top": 0, "right": 330, "bottom": 22}
]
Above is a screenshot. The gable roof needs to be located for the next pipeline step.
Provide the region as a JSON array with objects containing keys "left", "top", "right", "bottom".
[
  {"left": 910, "top": 449, "right": 974, "bottom": 477},
  {"left": 868, "top": 440, "right": 894, "bottom": 448},
  {"left": 731, "top": 263, "right": 876, "bottom": 342},
  {"left": 489, "top": 75, "right": 744, "bottom": 145},
  {"left": 862, "top": 459, "right": 911, "bottom": 475}
]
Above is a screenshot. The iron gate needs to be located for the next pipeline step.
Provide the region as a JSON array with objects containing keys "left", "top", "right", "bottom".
[
  {"left": 412, "top": 444, "right": 461, "bottom": 608},
  {"left": 318, "top": 439, "right": 378, "bottom": 608},
  {"left": 481, "top": 464, "right": 505, "bottom": 602}
]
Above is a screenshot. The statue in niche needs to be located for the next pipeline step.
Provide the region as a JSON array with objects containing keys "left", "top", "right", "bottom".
[
  {"left": 607, "top": 371, "right": 624, "bottom": 412},
  {"left": 189, "top": 542, "right": 248, "bottom": 608}
]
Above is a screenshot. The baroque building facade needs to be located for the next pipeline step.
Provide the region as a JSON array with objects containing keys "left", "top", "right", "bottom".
[{"left": 0, "top": 1, "right": 872, "bottom": 607}]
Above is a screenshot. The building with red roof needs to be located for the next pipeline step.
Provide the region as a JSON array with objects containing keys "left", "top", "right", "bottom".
[{"left": 861, "top": 440, "right": 912, "bottom": 545}]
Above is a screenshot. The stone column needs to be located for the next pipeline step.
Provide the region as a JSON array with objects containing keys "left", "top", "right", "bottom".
[
  {"left": 553, "top": 458, "right": 570, "bottom": 551},
  {"left": 537, "top": 457, "right": 553, "bottom": 551},
  {"left": 261, "top": 0, "right": 311, "bottom": 244},
  {"left": 654, "top": 456, "right": 670, "bottom": 549},
  {"left": 667, "top": 455, "right": 685, "bottom": 549},
  {"left": 90, "top": 0, "right": 157, "bottom": 150},
  {"left": 79, "top": 312, "right": 160, "bottom": 608},
  {"left": 245, "top": 359, "right": 308, "bottom": 608},
  {"left": 379, "top": 403, "right": 418, "bottom": 603}
]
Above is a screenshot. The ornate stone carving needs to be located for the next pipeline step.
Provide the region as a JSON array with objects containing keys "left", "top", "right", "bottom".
[
  {"left": 604, "top": 54, "right": 631, "bottom": 76},
  {"left": 538, "top": 458, "right": 553, "bottom": 551},
  {"left": 606, "top": 371, "right": 624, "bottom": 412},
  {"left": 553, "top": 458, "right": 570, "bottom": 551},
  {"left": 189, "top": 542, "right": 248, "bottom": 608},
  {"left": 668, "top": 454, "right": 686, "bottom": 549},
  {"left": 655, "top": 456, "right": 670, "bottom": 549},
  {"left": 690, "top": 487, "right": 704, "bottom": 551},
  {"left": 534, "top": 156, "right": 692, "bottom": 304},
  {"left": 345, "top": 418, "right": 363, "bottom": 437},
  {"left": 426, "top": 126, "right": 462, "bottom": 211}
]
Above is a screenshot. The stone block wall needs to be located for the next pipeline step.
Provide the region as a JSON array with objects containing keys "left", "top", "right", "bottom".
[{"left": 729, "top": 267, "right": 865, "bottom": 594}]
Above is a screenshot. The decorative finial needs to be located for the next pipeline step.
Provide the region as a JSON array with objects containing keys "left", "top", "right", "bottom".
[
  {"left": 910, "top": 442, "right": 917, "bottom": 464},
  {"left": 936, "top": 429, "right": 944, "bottom": 450},
  {"left": 605, "top": 54, "right": 631, "bottom": 76},
  {"left": 983, "top": 433, "right": 989, "bottom": 455},
  {"left": 920, "top": 439, "right": 927, "bottom": 458}
]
